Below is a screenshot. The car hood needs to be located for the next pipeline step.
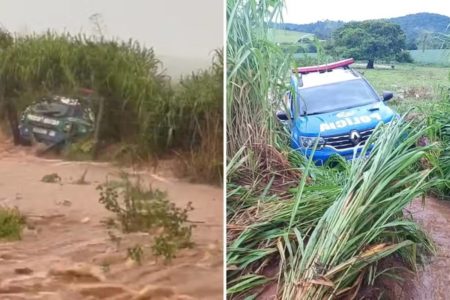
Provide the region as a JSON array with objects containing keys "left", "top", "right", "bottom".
[{"left": 293, "top": 102, "right": 396, "bottom": 136}]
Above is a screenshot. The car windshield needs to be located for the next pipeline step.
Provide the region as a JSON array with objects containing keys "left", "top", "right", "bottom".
[
  {"left": 31, "top": 101, "right": 72, "bottom": 118},
  {"left": 297, "top": 79, "right": 380, "bottom": 116}
]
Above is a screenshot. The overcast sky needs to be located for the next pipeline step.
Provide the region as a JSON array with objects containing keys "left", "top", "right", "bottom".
[
  {"left": 0, "top": 0, "right": 223, "bottom": 63},
  {"left": 283, "top": 0, "right": 450, "bottom": 24}
]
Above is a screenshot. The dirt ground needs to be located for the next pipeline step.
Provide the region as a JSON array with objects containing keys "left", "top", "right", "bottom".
[{"left": 0, "top": 137, "right": 223, "bottom": 300}]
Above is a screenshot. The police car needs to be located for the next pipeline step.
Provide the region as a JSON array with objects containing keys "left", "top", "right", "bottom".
[
  {"left": 18, "top": 95, "right": 94, "bottom": 146},
  {"left": 277, "top": 58, "right": 396, "bottom": 164}
]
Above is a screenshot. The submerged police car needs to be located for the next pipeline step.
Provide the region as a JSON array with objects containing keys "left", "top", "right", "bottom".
[
  {"left": 277, "top": 58, "right": 396, "bottom": 163},
  {"left": 18, "top": 95, "right": 94, "bottom": 146}
]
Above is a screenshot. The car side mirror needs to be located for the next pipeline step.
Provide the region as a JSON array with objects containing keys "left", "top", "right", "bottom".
[
  {"left": 382, "top": 91, "right": 394, "bottom": 101},
  {"left": 276, "top": 111, "right": 290, "bottom": 121}
]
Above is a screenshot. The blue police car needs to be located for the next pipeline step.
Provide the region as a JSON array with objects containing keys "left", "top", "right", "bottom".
[{"left": 277, "top": 58, "right": 397, "bottom": 164}]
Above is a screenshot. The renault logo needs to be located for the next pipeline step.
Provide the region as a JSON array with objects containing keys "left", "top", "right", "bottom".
[{"left": 350, "top": 130, "right": 361, "bottom": 145}]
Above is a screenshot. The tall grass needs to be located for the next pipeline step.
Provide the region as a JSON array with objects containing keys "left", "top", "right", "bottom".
[
  {"left": 426, "top": 87, "right": 450, "bottom": 197},
  {"left": 227, "top": 0, "right": 290, "bottom": 159},
  {"left": 227, "top": 120, "right": 436, "bottom": 299},
  {"left": 0, "top": 31, "right": 222, "bottom": 184},
  {"left": 282, "top": 120, "right": 435, "bottom": 299},
  {"left": 171, "top": 50, "right": 223, "bottom": 183}
]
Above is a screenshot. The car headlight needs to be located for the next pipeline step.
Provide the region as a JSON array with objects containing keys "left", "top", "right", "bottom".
[{"left": 299, "top": 136, "right": 325, "bottom": 150}]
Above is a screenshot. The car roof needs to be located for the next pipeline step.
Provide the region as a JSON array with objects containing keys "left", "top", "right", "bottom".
[{"left": 299, "top": 68, "right": 361, "bottom": 89}]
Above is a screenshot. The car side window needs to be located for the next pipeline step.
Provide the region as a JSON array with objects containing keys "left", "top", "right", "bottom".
[{"left": 72, "top": 106, "right": 84, "bottom": 118}]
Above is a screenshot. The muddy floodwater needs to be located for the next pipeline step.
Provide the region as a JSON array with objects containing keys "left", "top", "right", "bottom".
[
  {"left": 405, "top": 198, "right": 450, "bottom": 300},
  {"left": 0, "top": 140, "right": 223, "bottom": 299}
]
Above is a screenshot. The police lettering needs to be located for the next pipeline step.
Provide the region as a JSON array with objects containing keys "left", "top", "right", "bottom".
[{"left": 320, "top": 113, "right": 382, "bottom": 132}]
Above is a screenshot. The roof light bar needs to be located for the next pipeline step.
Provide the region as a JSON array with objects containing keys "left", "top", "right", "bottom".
[{"left": 294, "top": 58, "right": 355, "bottom": 74}]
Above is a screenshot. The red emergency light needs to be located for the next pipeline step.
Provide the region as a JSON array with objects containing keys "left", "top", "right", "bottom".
[{"left": 294, "top": 58, "right": 355, "bottom": 74}]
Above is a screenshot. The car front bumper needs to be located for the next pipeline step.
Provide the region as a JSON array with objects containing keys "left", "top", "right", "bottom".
[{"left": 297, "top": 145, "right": 372, "bottom": 165}]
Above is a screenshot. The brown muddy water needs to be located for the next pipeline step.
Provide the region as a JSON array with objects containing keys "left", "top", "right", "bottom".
[
  {"left": 405, "top": 198, "right": 450, "bottom": 300},
  {"left": 0, "top": 139, "right": 223, "bottom": 299}
]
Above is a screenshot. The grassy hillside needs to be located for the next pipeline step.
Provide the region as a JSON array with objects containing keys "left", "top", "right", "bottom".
[{"left": 268, "top": 28, "right": 313, "bottom": 43}]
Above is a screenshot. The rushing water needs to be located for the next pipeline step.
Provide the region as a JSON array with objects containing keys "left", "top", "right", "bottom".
[{"left": 0, "top": 138, "right": 223, "bottom": 299}]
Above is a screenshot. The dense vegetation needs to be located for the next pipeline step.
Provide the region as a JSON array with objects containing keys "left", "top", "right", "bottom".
[
  {"left": 331, "top": 20, "right": 411, "bottom": 68},
  {"left": 0, "top": 31, "right": 223, "bottom": 184},
  {"left": 272, "top": 13, "right": 450, "bottom": 50},
  {"left": 227, "top": 1, "right": 450, "bottom": 299}
]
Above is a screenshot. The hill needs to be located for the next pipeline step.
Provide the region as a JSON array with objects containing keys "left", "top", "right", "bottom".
[
  {"left": 272, "top": 13, "right": 450, "bottom": 47},
  {"left": 389, "top": 13, "right": 450, "bottom": 46}
]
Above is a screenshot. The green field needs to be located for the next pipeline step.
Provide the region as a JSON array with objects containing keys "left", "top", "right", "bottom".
[
  {"left": 268, "top": 28, "right": 313, "bottom": 43},
  {"left": 359, "top": 64, "right": 450, "bottom": 114},
  {"left": 409, "top": 49, "right": 450, "bottom": 66}
]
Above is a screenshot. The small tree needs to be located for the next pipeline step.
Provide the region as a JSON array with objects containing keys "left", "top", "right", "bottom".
[{"left": 333, "top": 20, "right": 407, "bottom": 68}]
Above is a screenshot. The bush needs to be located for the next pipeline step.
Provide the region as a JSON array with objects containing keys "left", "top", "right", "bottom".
[
  {"left": 0, "top": 206, "right": 26, "bottom": 240},
  {"left": 396, "top": 50, "right": 414, "bottom": 63},
  {"left": 97, "top": 174, "right": 194, "bottom": 261}
]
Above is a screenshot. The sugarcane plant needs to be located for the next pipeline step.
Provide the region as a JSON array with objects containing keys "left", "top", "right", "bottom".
[{"left": 281, "top": 119, "right": 436, "bottom": 299}]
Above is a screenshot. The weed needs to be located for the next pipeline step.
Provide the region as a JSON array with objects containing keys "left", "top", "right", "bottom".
[
  {"left": 97, "top": 174, "right": 195, "bottom": 261},
  {"left": 41, "top": 173, "right": 61, "bottom": 183},
  {"left": 0, "top": 206, "right": 26, "bottom": 240},
  {"left": 127, "top": 244, "right": 144, "bottom": 265},
  {"left": 101, "top": 263, "right": 110, "bottom": 273}
]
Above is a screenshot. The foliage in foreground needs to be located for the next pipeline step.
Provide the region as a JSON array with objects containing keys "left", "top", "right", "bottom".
[
  {"left": 227, "top": 121, "right": 436, "bottom": 299},
  {"left": 426, "top": 90, "right": 450, "bottom": 198},
  {"left": 98, "top": 174, "right": 194, "bottom": 261},
  {"left": 0, "top": 206, "right": 26, "bottom": 240},
  {"left": 227, "top": 0, "right": 289, "bottom": 159},
  {"left": 282, "top": 120, "right": 435, "bottom": 299}
]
